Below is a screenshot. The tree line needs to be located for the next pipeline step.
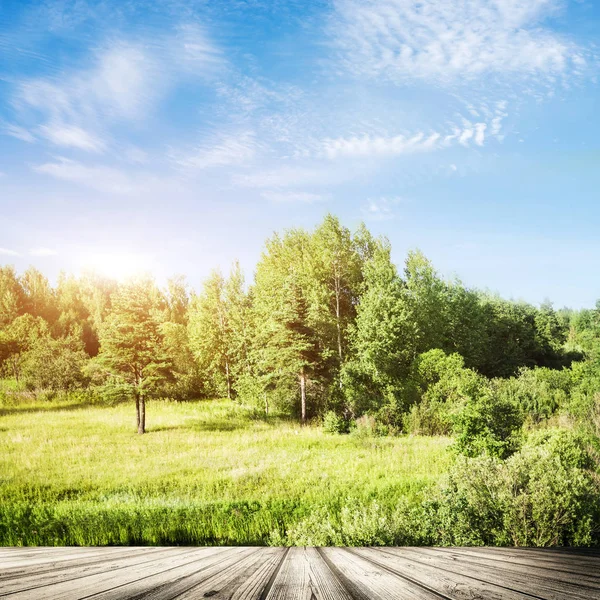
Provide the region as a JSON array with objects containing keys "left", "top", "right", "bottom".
[{"left": 1, "top": 214, "right": 598, "bottom": 434}]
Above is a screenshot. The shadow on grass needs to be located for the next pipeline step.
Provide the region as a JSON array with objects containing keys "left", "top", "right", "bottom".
[{"left": 0, "top": 399, "right": 129, "bottom": 417}]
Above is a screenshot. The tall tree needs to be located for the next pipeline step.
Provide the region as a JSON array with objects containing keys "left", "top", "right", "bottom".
[
  {"left": 21, "top": 267, "right": 58, "bottom": 324},
  {"left": 252, "top": 230, "right": 322, "bottom": 422},
  {"left": 342, "top": 239, "right": 417, "bottom": 418},
  {"left": 97, "top": 278, "right": 171, "bottom": 434},
  {"left": 308, "top": 215, "right": 362, "bottom": 373},
  {"left": 188, "top": 270, "right": 233, "bottom": 398},
  {"left": 0, "top": 266, "right": 25, "bottom": 327}
]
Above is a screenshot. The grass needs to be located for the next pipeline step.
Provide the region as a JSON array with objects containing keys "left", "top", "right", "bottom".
[{"left": 0, "top": 393, "right": 452, "bottom": 546}]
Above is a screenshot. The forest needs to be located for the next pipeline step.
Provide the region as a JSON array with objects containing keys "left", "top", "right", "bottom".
[{"left": 1, "top": 214, "right": 600, "bottom": 547}]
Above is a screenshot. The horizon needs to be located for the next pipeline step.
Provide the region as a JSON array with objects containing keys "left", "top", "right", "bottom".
[{"left": 2, "top": 1, "right": 600, "bottom": 309}]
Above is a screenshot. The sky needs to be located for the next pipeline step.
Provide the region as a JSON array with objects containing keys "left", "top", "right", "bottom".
[{"left": 1, "top": 0, "right": 599, "bottom": 308}]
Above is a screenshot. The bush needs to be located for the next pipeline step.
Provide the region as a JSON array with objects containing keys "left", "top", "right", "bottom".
[
  {"left": 425, "top": 436, "right": 600, "bottom": 547},
  {"left": 452, "top": 390, "right": 523, "bottom": 459},
  {"left": 322, "top": 410, "right": 349, "bottom": 434},
  {"left": 494, "top": 367, "right": 572, "bottom": 423},
  {"left": 405, "top": 350, "right": 488, "bottom": 436},
  {"left": 21, "top": 337, "right": 88, "bottom": 392},
  {"left": 272, "top": 500, "right": 422, "bottom": 546}
]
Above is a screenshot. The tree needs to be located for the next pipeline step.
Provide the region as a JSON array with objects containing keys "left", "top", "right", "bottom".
[
  {"left": 0, "top": 314, "right": 49, "bottom": 381},
  {"left": 308, "top": 215, "right": 362, "bottom": 376},
  {"left": 21, "top": 267, "right": 58, "bottom": 324},
  {"left": 251, "top": 230, "right": 323, "bottom": 422},
  {"left": 0, "top": 266, "right": 25, "bottom": 327},
  {"left": 342, "top": 239, "right": 417, "bottom": 420},
  {"left": 21, "top": 331, "right": 88, "bottom": 392},
  {"left": 97, "top": 278, "right": 171, "bottom": 434},
  {"left": 188, "top": 270, "right": 233, "bottom": 398}
]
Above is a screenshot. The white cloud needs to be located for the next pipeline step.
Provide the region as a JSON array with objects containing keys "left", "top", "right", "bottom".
[
  {"left": 261, "top": 190, "right": 328, "bottom": 203},
  {"left": 12, "top": 28, "right": 221, "bottom": 153},
  {"left": 2, "top": 122, "right": 36, "bottom": 143},
  {"left": 331, "top": 0, "right": 586, "bottom": 86},
  {"left": 234, "top": 165, "right": 349, "bottom": 189},
  {"left": 29, "top": 247, "right": 58, "bottom": 257},
  {"left": 33, "top": 157, "right": 149, "bottom": 194},
  {"left": 38, "top": 123, "right": 106, "bottom": 152},
  {"left": 0, "top": 248, "right": 20, "bottom": 256},
  {"left": 361, "top": 196, "right": 403, "bottom": 221},
  {"left": 322, "top": 121, "right": 489, "bottom": 159},
  {"left": 172, "top": 131, "right": 259, "bottom": 170}
]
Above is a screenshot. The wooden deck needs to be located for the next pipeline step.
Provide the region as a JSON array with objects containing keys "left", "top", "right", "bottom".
[{"left": 1, "top": 546, "right": 599, "bottom": 599}]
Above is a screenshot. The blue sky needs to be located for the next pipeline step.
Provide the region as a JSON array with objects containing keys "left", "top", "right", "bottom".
[{"left": 1, "top": 0, "right": 599, "bottom": 308}]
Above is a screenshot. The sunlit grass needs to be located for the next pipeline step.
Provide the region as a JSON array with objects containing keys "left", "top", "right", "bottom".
[{"left": 0, "top": 396, "right": 452, "bottom": 545}]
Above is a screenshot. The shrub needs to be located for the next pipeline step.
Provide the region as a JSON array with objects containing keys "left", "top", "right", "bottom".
[
  {"left": 322, "top": 410, "right": 349, "bottom": 434},
  {"left": 426, "top": 436, "right": 600, "bottom": 547},
  {"left": 452, "top": 390, "right": 523, "bottom": 459},
  {"left": 494, "top": 367, "right": 572, "bottom": 423},
  {"left": 405, "top": 349, "right": 489, "bottom": 436}
]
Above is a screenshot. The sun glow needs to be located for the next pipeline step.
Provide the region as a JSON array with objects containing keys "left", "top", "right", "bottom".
[{"left": 79, "top": 252, "right": 152, "bottom": 281}]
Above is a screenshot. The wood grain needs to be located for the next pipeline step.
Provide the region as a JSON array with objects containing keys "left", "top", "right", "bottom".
[{"left": 1, "top": 547, "right": 597, "bottom": 599}]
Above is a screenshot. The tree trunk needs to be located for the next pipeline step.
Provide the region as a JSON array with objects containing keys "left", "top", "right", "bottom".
[
  {"left": 264, "top": 392, "right": 269, "bottom": 417},
  {"left": 335, "top": 284, "right": 343, "bottom": 364},
  {"left": 225, "top": 359, "right": 232, "bottom": 400},
  {"left": 335, "top": 281, "right": 343, "bottom": 390},
  {"left": 299, "top": 370, "right": 306, "bottom": 424},
  {"left": 135, "top": 394, "right": 141, "bottom": 432},
  {"left": 138, "top": 394, "right": 146, "bottom": 435}
]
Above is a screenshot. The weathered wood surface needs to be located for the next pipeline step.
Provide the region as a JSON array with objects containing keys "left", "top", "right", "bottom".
[{"left": 1, "top": 547, "right": 599, "bottom": 599}]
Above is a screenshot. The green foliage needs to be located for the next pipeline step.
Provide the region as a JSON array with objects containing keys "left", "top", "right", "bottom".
[
  {"left": 322, "top": 410, "right": 350, "bottom": 434},
  {"left": 452, "top": 389, "right": 523, "bottom": 459},
  {"left": 21, "top": 334, "right": 88, "bottom": 392},
  {"left": 493, "top": 367, "right": 572, "bottom": 423},
  {"left": 405, "top": 350, "right": 488, "bottom": 435},
  {"left": 0, "top": 396, "right": 451, "bottom": 546},
  {"left": 426, "top": 434, "right": 600, "bottom": 546}
]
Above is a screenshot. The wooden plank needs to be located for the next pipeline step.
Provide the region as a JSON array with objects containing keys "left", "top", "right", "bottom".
[
  {"left": 87, "top": 547, "right": 259, "bottom": 600},
  {"left": 264, "top": 547, "right": 354, "bottom": 600},
  {"left": 1, "top": 547, "right": 227, "bottom": 600},
  {"left": 174, "top": 547, "right": 281, "bottom": 600},
  {"left": 321, "top": 547, "right": 442, "bottom": 600},
  {"left": 0, "top": 548, "right": 163, "bottom": 582},
  {"left": 387, "top": 548, "right": 596, "bottom": 600},
  {"left": 1, "top": 546, "right": 600, "bottom": 599},
  {"left": 432, "top": 547, "right": 600, "bottom": 585},
  {"left": 354, "top": 547, "right": 533, "bottom": 599},
  {"left": 0, "top": 548, "right": 178, "bottom": 594}
]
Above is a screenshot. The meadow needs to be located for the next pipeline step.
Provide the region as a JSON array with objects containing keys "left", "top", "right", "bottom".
[{"left": 0, "top": 396, "right": 452, "bottom": 546}]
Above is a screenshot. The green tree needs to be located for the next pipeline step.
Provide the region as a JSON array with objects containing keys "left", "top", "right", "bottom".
[
  {"left": 0, "top": 314, "right": 49, "bottom": 381},
  {"left": 97, "top": 278, "right": 171, "bottom": 434},
  {"left": 21, "top": 331, "right": 88, "bottom": 392},
  {"left": 308, "top": 215, "right": 362, "bottom": 376},
  {"left": 251, "top": 230, "right": 323, "bottom": 422},
  {"left": 188, "top": 270, "right": 233, "bottom": 398},
  {"left": 342, "top": 240, "right": 416, "bottom": 420},
  {"left": 0, "top": 266, "right": 25, "bottom": 327}
]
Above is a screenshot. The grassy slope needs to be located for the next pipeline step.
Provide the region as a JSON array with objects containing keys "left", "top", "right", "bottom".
[{"left": 0, "top": 397, "right": 451, "bottom": 545}]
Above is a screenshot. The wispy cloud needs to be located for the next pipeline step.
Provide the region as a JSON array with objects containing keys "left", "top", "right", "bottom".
[
  {"left": 330, "top": 0, "right": 587, "bottom": 86},
  {"left": 33, "top": 157, "right": 155, "bottom": 195},
  {"left": 261, "top": 190, "right": 328, "bottom": 203},
  {"left": 361, "top": 196, "right": 404, "bottom": 221},
  {"left": 38, "top": 123, "right": 106, "bottom": 152},
  {"left": 2, "top": 122, "right": 36, "bottom": 143},
  {"left": 322, "top": 120, "right": 491, "bottom": 159},
  {"left": 29, "top": 247, "right": 58, "bottom": 257},
  {"left": 0, "top": 248, "right": 20, "bottom": 256},
  {"left": 171, "top": 131, "right": 259, "bottom": 170},
  {"left": 11, "top": 26, "right": 222, "bottom": 153}
]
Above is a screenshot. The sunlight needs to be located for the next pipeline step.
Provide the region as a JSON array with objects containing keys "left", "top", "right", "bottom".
[{"left": 79, "top": 252, "right": 150, "bottom": 281}]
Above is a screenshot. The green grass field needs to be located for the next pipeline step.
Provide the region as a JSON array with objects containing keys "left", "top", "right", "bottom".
[{"left": 0, "top": 396, "right": 452, "bottom": 546}]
